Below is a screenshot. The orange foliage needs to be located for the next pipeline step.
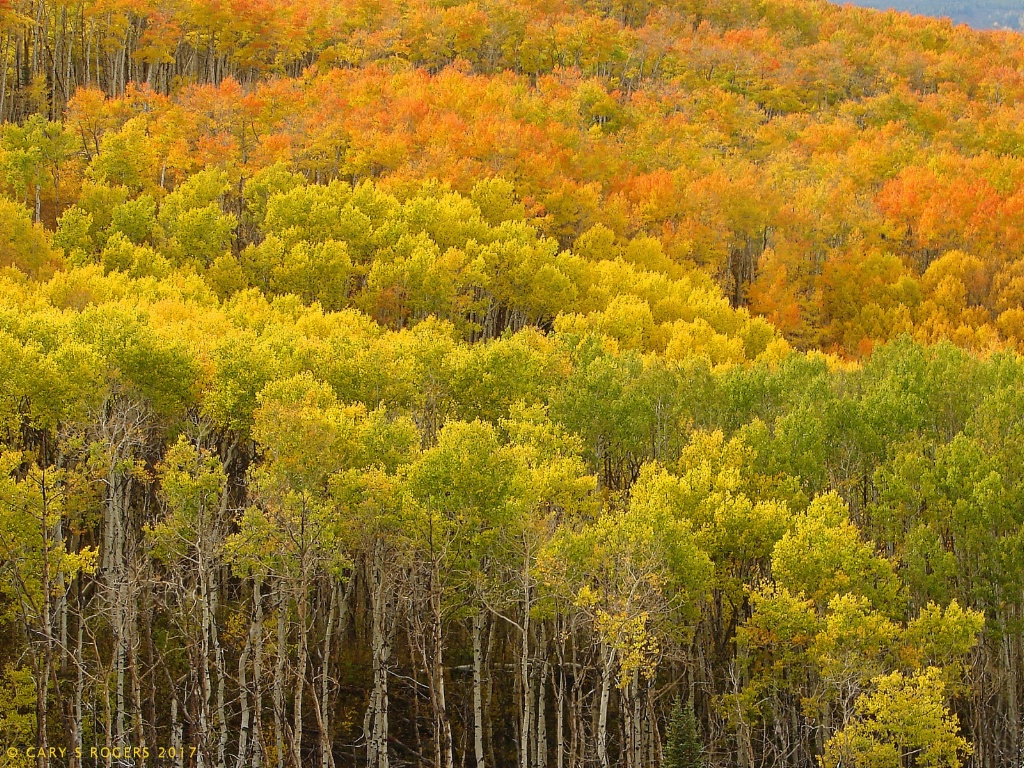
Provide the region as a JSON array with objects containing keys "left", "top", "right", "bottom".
[{"left": 10, "top": 0, "right": 1024, "bottom": 354}]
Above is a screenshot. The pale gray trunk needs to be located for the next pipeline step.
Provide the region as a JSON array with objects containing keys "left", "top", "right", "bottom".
[
  {"left": 236, "top": 586, "right": 254, "bottom": 768},
  {"left": 104, "top": 669, "right": 113, "bottom": 768},
  {"left": 216, "top": 638, "right": 228, "bottom": 768},
  {"left": 554, "top": 661, "right": 564, "bottom": 768},
  {"left": 106, "top": 469, "right": 129, "bottom": 750},
  {"left": 198, "top": 543, "right": 214, "bottom": 768},
  {"left": 253, "top": 578, "right": 265, "bottom": 768},
  {"left": 485, "top": 614, "right": 497, "bottom": 768},
  {"left": 99, "top": 396, "right": 145, "bottom": 757},
  {"left": 366, "top": 541, "right": 394, "bottom": 768},
  {"left": 293, "top": 621, "right": 305, "bottom": 768},
  {"left": 275, "top": 589, "right": 287, "bottom": 768},
  {"left": 648, "top": 685, "right": 659, "bottom": 768},
  {"left": 520, "top": 548, "right": 532, "bottom": 768},
  {"left": 553, "top": 615, "right": 565, "bottom": 768},
  {"left": 129, "top": 627, "right": 144, "bottom": 755},
  {"left": 318, "top": 583, "right": 337, "bottom": 768},
  {"left": 73, "top": 594, "right": 84, "bottom": 767},
  {"left": 597, "top": 643, "right": 615, "bottom": 768},
  {"left": 472, "top": 612, "right": 486, "bottom": 768},
  {"left": 171, "top": 697, "right": 183, "bottom": 768},
  {"left": 536, "top": 647, "right": 548, "bottom": 768},
  {"left": 36, "top": 469, "right": 53, "bottom": 768},
  {"left": 626, "top": 671, "right": 634, "bottom": 768},
  {"left": 429, "top": 563, "right": 454, "bottom": 768}
]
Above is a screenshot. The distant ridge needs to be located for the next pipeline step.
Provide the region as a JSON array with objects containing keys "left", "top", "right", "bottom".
[{"left": 844, "top": 0, "right": 1024, "bottom": 29}]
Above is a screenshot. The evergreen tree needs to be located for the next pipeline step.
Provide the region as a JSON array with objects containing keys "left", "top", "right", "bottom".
[{"left": 665, "top": 696, "right": 703, "bottom": 768}]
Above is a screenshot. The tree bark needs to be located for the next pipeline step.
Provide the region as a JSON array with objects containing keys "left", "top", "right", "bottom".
[
  {"left": 472, "top": 612, "right": 486, "bottom": 768},
  {"left": 597, "top": 643, "right": 615, "bottom": 768}
]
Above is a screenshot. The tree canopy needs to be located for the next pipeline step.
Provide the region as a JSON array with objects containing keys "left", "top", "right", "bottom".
[{"left": 0, "top": 0, "right": 1022, "bottom": 766}]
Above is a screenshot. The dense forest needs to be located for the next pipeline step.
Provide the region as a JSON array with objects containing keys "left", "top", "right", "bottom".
[{"left": 2, "top": 0, "right": 1024, "bottom": 766}]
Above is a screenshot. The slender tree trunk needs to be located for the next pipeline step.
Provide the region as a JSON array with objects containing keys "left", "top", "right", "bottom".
[
  {"left": 215, "top": 609, "right": 228, "bottom": 768},
  {"left": 568, "top": 635, "right": 581, "bottom": 768},
  {"left": 275, "top": 587, "right": 288, "bottom": 768},
  {"left": 318, "top": 582, "right": 337, "bottom": 768},
  {"left": 554, "top": 633, "right": 565, "bottom": 768},
  {"left": 484, "top": 614, "right": 497, "bottom": 768},
  {"left": 198, "top": 543, "right": 214, "bottom": 768},
  {"left": 472, "top": 612, "right": 486, "bottom": 768},
  {"left": 171, "top": 696, "right": 183, "bottom": 768},
  {"left": 520, "top": 547, "right": 532, "bottom": 768},
  {"left": 366, "top": 540, "right": 394, "bottom": 768},
  {"left": 253, "top": 577, "right": 265, "bottom": 768},
  {"left": 537, "top": 636, "right": 548, "bottom": 768},
  {"left": 35, "top": 467, "right": 53, "bottom": 768},
  {"left": 631, "top": 672, "right": 642, "bottom": 768},
  {"left": 128, "top": 617, "right": 145, "bottom": 756},
  {"left": 0, "top": 35, "right": 9, "bottom": 120},
  {"left": 237, "top": 583, "right": 254, "bottom": 768},
  {"left": 429, "top": 558, "right": 454, "bottom": 768},
  {"left": 293, "top": 590, "right": 305, "bottom": 768},
  {"left": 73, "top": 577, "right": 85, "bottom": 768},
  {"left": 597, "top": 643, "right": 615, "bottom": 768}
]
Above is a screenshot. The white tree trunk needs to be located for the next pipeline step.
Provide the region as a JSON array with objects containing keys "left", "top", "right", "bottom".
[
  {"left": 520, "top": 548, "right": 532, "bottom": 768},
  {"left": 366, "top": 541, "right": 394, "bottom": 768},
  {"left": 274, "top": 588, "right": 288, "bottom": 768},
  {"left": 236, "top": 585, "right": 254, "bottom": 768},
  {"left": 318, "top": 582, "right": 337, "bottom": 768},
  {"left": 597, "top": 643, "right": 615, "bottom": 768},
  {"left": 537, "top": 633, "right": 548, "bottom": 768},
  {"left": 472, "top": 612, "right": 486, "bottom": 768},
  {"left": 252, "top": 578, "right": 265, "bottom": 768}
]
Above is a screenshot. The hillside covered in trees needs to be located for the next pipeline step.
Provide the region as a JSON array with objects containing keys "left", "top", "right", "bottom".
[
  {"left": 843, "top": 0, "right": 1024, "bottom": 30},
  {"left": 2, "top": 0, "right": 1024, "bottom": 767}
]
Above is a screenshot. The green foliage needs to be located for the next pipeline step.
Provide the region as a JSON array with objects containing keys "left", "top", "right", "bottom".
[
  {"left": 0, "top": 666, "right": 35, "bottom": 756},
  {"left": 773, "top": 493, "right": 904, "bottom": 616},
  {"left": 0, "top": 196, "right": 62, "bottom": 278},
  {"left": 0, "top": 147, "right": 1014, "bottom": 768},
  {"left": 8, "top": 0, "right": 1024, "bottom": 760},
  {"left": 821, "top": 668, "right": 971, "bottom": 768},
  {"left": 664, "top": 697, "right": 703, "bottom": 768}
]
